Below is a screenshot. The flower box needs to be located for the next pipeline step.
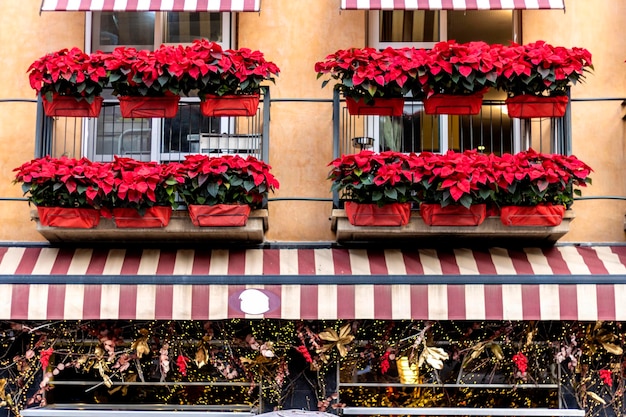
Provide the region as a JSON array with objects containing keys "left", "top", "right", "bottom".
[
  {"left": 345, "top": 97, "right": 404, "bottom": 117},
  {"left": 420, "top": 203, "right": 487, "bottom": 226},
  {"left": 505, "top": 95, "right": 568, "bottom": 118},
  {"left": 200, "top": 94, "right": 260, "bottom": 117},
  {"left": 344, "top": 202, "right": 411, "bottom": 226},
  {"left": 42, "top": 95, "right": 103, "bottom": 118},
  {"left": 112, "top": 206, "right": 172, "bottom": 228},
  {"left": 188, "top": 204, "right": 251, "bottom": 227},
  {"left": 423, "top": 93, "right": 484, "bottom": 115},
  {"left": 37, "top": 207, "right": 101, "bottom": 228},
  {"left": 118, "top": 96, "right": 180, "bottom": 118},
  {"left": 500, "top": 204, "right": 566, "bottom": 227}
]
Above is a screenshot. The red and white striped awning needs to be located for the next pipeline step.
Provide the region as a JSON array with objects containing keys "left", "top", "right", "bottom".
[
  {"left": 40, "top": 0, "right": 261, "bottom": 12},
  {"left": 1, "top": 245, "right": 625, "bottom": 321},
  {"left": 340, "top": 0, "right": 565, "bottom": 10}
]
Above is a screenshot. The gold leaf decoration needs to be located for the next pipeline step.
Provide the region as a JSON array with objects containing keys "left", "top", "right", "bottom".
[
  {"left": 318, "top": 324, "right": 354, "bottom": 357},
  {"left": 601, "top": 342, "right": 623, "bottom": 355},
  {"left": 587, "top": 391, "right": 606, "bottom": 405}
]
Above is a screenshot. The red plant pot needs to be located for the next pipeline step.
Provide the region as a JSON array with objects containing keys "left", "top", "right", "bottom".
[
  {"left": 344, "top": 202, "right": 411, "bottom": 226},
  {"left": 423, "top": 92, "right": 484, "bottom": 115},
  {"left": 112, "top": 206, "right": 172, "bottom": 228},
  {"left": 188, "top": 204, "right": 251, "bottom": 227},
  {"left": 37, "top": 207, "right": 101, "bottom": 228},
  {"left": 505, "top": 95, "right": 568, "bottom": 118},
  {"left": 420, "top": 203, "right": 487, "bottom": 226},
  {"left": 500, "top": 204, "right": 566, "bottom": 227},
  {"left": 42, "top": 95, "right": 103, "bottom": 118},
  {"left": 200, "top": 94, "right": 260, "bottom": 117},
  {"left": 345, "top": 97, "right": 404, "bottom": 117},
  {"left": 118, "top": 95, "right": 180, "bottom": 118}
]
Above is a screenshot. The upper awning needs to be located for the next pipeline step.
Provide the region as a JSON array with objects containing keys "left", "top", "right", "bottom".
[
  {"left": 340, "top": 0, "right": 565, "bottom": 10},
  {"left": 40, "top": 0, "right": 261, "bottom": 12},
  {"left": 1, "top": 245, "right": 625, "bottom": 321}
]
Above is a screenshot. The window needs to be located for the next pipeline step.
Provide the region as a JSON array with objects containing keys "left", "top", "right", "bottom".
[{"left": 363, "top": 10, "right": 521, "bottom": 156}]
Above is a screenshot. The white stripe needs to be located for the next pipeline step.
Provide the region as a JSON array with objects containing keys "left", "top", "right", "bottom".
[
  {"left": 317, "top": 285, "right": 338, "bottom": 319},
  {"left": 419, "top": 249, "right": 443, "bottom": 274},
  {"left": 392, "top": 284, "right": 411, "bottom": 319},
  {"left": 576, "top": 284, "right": 598, "bottom": 321},
  {"left": 502, "top": 284, "right": 524, "bottom": 320},
  {"left": 208, "top": 250, "right": 229, "bottom": 275},
  {"left": 172, "top": 285, "right": 192, "bottom": 320},
  {"left": 231, "top": 0, "right": 244, "bottom": 11},
  {"left": 557, "top": 247, "right": 591, "bottom": 274},
  {"left": 615, "top": 285, "right": 626, "bottom": 320},
  {"left": 489, "top": 248, "right": 517, "bottom": 274},
  {"left": 404, "top": 0, "right": 418, "bottom": 9},
  {"left": 524, "top": 0, "right": 540, "bottom": 8},
  {"left": 66, "top": 0, "right": 82, "bottom": 10},
  {"left": 500, "top": 0, "right": 516, "bottom": 8},
  {"left": 244, "top": 249, "right": 264, "bottom": 275},
  {"left": 208, "top": 284, "right": 229, "bottom": 319},
  {"left": 524, "top": 248, "right": 554, "bottom": 274},
  {"left": 64, "top": 285, "right": 85, "bottom": 319},
  {"left": 385, "top": 250, "right": 407, "bottom": 275},
  {"left": 136, "top": 285, "right": 156, "bottom": 319},
  {"left": 159, "top": 0, "right": 174, "bottom": 11},
  {"left": 0, "top": 285, "right": 12, "bottom": 319},
  {"left": 452, "top": 0, "right": 467, "bottom": 10},
  {"left": 476, "top": 0, "right": 493, "bottom": 9},
  {"left": 465, "top": 284, "right": 486, "bottom": 319},
  {"left": 32, "top": 248, "right": 58, "bottom": 275},
  {"left": 67, "top": 249, "right": 92, "bottom": 275},
  {"left": 314, "top": 249, "right": 336, "bottom": 275},
  {"left": 28, "top": 284, "right": 49, "bottom": 320},
  {"left": 0, "top": 247, "right": 25, "bottom": 274},
  {"left": 103, "top": 249, "right": 125, "bottom": 275},
  {"left": 454, "top": 249, "right": 480, "bottom": 274},
  {"left": 349, "top": 249, "right": 371, "bottom": 275},
  {"left": 100, "top": 285, "right": 121, "bottom": 319},
  {"left": 183, "top": 0, "right": 198, "bottom": 11},
  {"left": 354, "top": 285, "right": 375, "bottom": 318},
  {"left": 90, "top": 0, "right": 105, "bottom": 10},
  {"left": 593, "top": 247, "right": 626, "bottom": 274},
  {"left": 208, "top": 0, "right": 222, "bottom": 11},
  {"left": 174, "top": 250, "right": 195, "bottom": 275},
  {"left": 549, "top": 0, "right": 565, "bottom": 9},
  {"left": 279, "top": 249, "right": 298, "bottom": 275},
  {"left": 428, "top": 0, "right": 443, "bottom": 10},
  {"left": 539, "top": 284, "right": 561, "bottom": 319},
  {"left": 114, "top": 0, "right": 130, "bottom": 12},
  {"left": 428, "top": 285, "right": 448, "bottom": 319},
  {"left": 281, "top": 285, "right": 301, "bottom": 319},
  {"left": 138, "top": 250, "right": 160, "bottom": 275}
]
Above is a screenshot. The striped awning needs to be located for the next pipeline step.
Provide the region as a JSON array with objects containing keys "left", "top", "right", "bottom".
[
  {"left": 1, "top": 245, "right": 625, "bottom": 321},
  {"left": 340, "top": 0, "right": 565, "bottom": 10},
  {"left": 40, "top": 0, "right": 261, "bottom": 12}
]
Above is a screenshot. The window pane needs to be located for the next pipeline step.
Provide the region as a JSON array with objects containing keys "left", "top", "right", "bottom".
[
  {"left": 164, "top": 12, "right": 223, "bottom": 43},
  {"left": 379, "top": 11, "right": 439, "bottom": 42},
  {"left": 93, "top": 12, "right": 155, "bottom": 49},
  {"left": 447, "top": 10, "right": 513, "bottom": 44}
]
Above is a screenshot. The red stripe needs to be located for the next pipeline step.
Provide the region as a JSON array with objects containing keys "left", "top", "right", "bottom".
[
  {"left": 120, "top": 250, "right": 142, "bottom": 275},
  {"left": 596, "top": 285, "right": 616, "bottom": 320},
  {"left": 402, "top": 251, "right": 425, "bottom": 274},
  {"left": 447, "top": 285, "right": 466, "bottom": 319},
  {"left": 85, "top": 249, "right": 108, "bottom": 274},
  {"left": 368, "top": 250, "right": 389, "bottom": 275},
  {"left": 263, "top": 250, "right": 281, "bottom": 275},
  {"left": 15, "top": 248, "right": 41, "bottom": 274},
  {"left": 11, "top": 285, "right": 29, "bottom": 319},
  {"left": 558, "top": 285, "right": 578, "bottom": 320},
  {"left": 191, "top": 285, "right": 210, "bottom": 319},
  {"left": 374, "top": 285, "right": 392, "bottom": 319},
  {"left": 192, "top": 250, "right": 212, "bottom": 274},
  {"left": 577, "top": 247, "right": 609, "bottom": 274},
  {"left": 297, "top": 249, "right": 316, "bottom": 275},
  {"left": 300, "top": 285, "right": 319, "bottom": 319},
  {"left": 46, "top": 284, "right": 66, "bottom": 318},
  {"left": 125, "top": 0, "right": 140, "bottom": 11},
  {"left": 332, "top": 248, "right": 352, "bottom": 275},
  {"left": 473, "top": 250, "right": 497, "bottom": 274},
  {"left": 155, "top": 285, "right": 174, "bottom": 319},
  {"left": 118, "top": 286, "right": 138, "bottom": 318},
  {"left": 83, "top": 285, "right": 102, "bottom": 319},
  {"left": 228, "top": 251, "right": 246, "bottom": 275},
  {"left": 438, "top": 250, "right": 461, "bottom": 274},
  {"left": 521, "top": 284, "right": 541, "bottom": 320},
  {"left": 156, "top": 251, "right": 177, "bottom": 275},
  {"left": 0, "top": 247, "right": 8, "bottom": 264},
  {"left": 336, "top": 285, "right": 355, "bottom": 319},
  {"left": 227, "top": 285, "right": 246, "bottom": 318},
  {"left": 543, "top": 247, "right": 570, "bottom": 274},
  {"left": 611, "top": 246, "right": 626, "bottom": 269},
  {"left": 508, "top": 249, "right": 534, "bottom": 274},
  {"left": 410, "top": 285, "right": 429, "bottom": 319},
  {"left": 484, "top": 285, "right": 503, "bottom": 319},
  {"left": 50, "top": 249, "right": 74, "bottom": 275},
  {"left": 262, "top": 284, "right": 283, "bottom": 318}
]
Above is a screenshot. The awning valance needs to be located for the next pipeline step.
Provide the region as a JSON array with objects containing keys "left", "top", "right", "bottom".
[
  {"left": 1, "top": 245, "right": 624, "bottom": 321},
  {"left": 340, "top": 0, "right": 565, "bottom": 10},
  {"left": 40, "top": 0, "right": 261, "bottom": 12}
]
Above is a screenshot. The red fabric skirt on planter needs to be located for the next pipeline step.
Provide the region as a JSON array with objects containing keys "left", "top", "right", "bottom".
[
  {"left": 37, "top": 207, "right": 101, "bottom": 228},
  {"left": 420, "top": 203, "right": 487, "bottom": 226},
  {"left": 42, "top": 95, "right": 103, "bottom": 118},
  {"left": 423, "top": 92, "right": 484, "bottom": 115},
  {"left": 200, "top": 94, "right": 260, "bottom": 117},
  {"left": 188, "top": 204, "right": 251, "bottom": 227},
  {"left": 500, "top": 204, "right": 565, "bottom": 226},
  {"left": 344, "top": 202, "right": 411, "bottom": 226},
  {"left": 118, "top": 96, "right": 180, "bottom": 118},
  {"left": 112, "top": 206, "right": 172, "bottom": 228},
  {"left": 505, "top": 95, "right": 568, "bottom": 118},
  {"left": 345, "top": 97, "right": 404, "bottom": 117}
]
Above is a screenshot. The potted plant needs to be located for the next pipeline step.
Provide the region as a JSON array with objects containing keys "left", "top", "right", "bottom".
[
  {"left": 13, "top": 156, "right": 113, "bottom": 228},
  {"left": 183, "top": 40, "right": 280, "bottom": 117},
  {"left": 27, "top": 47, "right": 109, "bottom": 117},
  {"left": 420, "top": 41, "right": 502, "bottom": 115},
  {"left": 327, "top": 150, "right": 417, "bottom": 226},
  {"left": 315, "top": 47, "right": 424, "bottom": 116},
  {"left": 177, "top": 154, "right": 279, "bottom": 227},
  {"left": 497, "top": 41, "right": 593, "bottom": 118},
  {"left": 103, "top": 45, "right": 186, "bottom": 118},
  {"left": 413, "top": 150, "right": 496, "bottom": 226},
  {"left": 492, "top": 149, "right": 592, "bottom": 226},
  {"left": 101, "top": 157, "right": 184, "bottom": 228}
]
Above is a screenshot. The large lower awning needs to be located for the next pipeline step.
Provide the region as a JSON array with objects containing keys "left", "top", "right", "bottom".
[
  {"left": 340, "top": 0, "right": 565, "bottom": 10},
  {"left": 1, "top": 245, "right": 625, "bottom": 321},
  {"left": 40, "top": 0, "right": 261, "bottom": 12}
]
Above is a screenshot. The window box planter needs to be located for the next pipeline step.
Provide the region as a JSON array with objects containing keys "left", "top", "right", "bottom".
[
  {"left": 42, "top": 95, "right": 103, "bottom": 118},
  {"left": 111, "top": 206, "right": 172, "bottom": 228},
  {"left": 37, "top": 207, "right": 101, "bottom": 228},
  {"left": 188, "top": 204, "right": 252, "bottom": 227},
  {"left": 505, "top": 95, "right": 568, "bottom": 118},
  {"left": 200, "top": 94, "right": 260, "bottom": 117},
  {"left": 344, "top": 202, "right": 411, "bottom": 226},
  {"left": 118, "top": 96, "right": 180, "bottom": 118},
  {"left": 500, "top": 204, "right": 566, "bottom": 227},
  {"left": 423, "top": 92, "right": 484, "bottom": 115},
  {"left": 345, "top": 97, "right": 404, "bottom": 116},
  {"left": 420, "top": 203, "right": 487, "bottom": 226}
]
